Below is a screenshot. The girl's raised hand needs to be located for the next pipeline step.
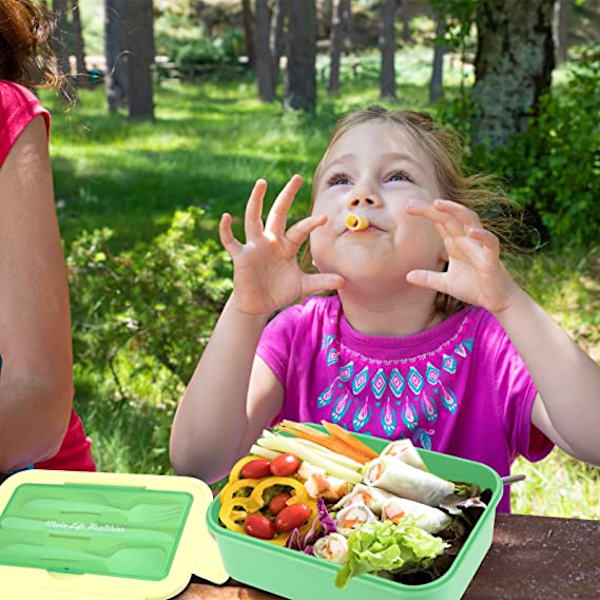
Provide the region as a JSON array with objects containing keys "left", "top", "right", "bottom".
[
  {"left": 219, "top": 175, "right": 345, "bottom": 316},
  {"left": 405, "top": 199, "right": 520, "bottom": 315}
]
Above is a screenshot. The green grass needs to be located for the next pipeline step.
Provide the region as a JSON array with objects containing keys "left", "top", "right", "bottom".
[{"left": 39, "top": 49, "right": 599, "bottom": 517}]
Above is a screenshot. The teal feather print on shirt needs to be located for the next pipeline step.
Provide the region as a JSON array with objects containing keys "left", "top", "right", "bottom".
[
  {"left": 412, "top": 428, "right": 433, "bottom": 450},
  {"left": 331, "top": 392, "right": 351, "bottom": 423},
  {"left": 439, "top": 384, "right": 458, "bottom": 414},
  {"left": 380, "top": 399, "right": 397, "bottom": 436},
  {"left": 420, "top": 394, "right": 438, "bottom": 422},
  {"left": 401, "top": 400, "right": 419, "bottom": 431},
  {"left": 318, "top": 377, "right": 340, "bottom": 408},
  {"left": 352, "top": 400, "right": 372, "bottom": 431}
]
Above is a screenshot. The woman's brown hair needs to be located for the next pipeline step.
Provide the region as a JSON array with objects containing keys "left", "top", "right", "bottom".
[
  {"left": 0, "top": 0, "right": 58, "bottom": 87},
  {"left": 303, "top": 105, "right": 537, "bottom": 318}
]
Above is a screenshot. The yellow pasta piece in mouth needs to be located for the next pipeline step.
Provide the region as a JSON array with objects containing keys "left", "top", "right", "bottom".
[{"left": 345, "top": 214, "right": 369, "bottom": 231}]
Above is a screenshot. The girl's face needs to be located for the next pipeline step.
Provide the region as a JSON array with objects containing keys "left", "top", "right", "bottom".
[{"left": 310, "top": 121, "right": 448, "bottom": 289}]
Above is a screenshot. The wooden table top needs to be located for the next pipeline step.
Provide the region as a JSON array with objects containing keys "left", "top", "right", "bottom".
[{"left": 174, "top": 513, "right": 600, "bottom": 600}]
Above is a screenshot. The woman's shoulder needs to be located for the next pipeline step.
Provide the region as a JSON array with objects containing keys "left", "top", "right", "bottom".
[
  {"left": 0, "top": 80, "right": 50, "bottom": 166},
  {"left": 0, "top": 80, "right": 46, "bottom": 114}
]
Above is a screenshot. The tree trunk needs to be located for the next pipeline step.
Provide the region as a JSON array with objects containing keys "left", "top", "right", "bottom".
[
  {"left": 121, "top": 0, "right": 155, "bottom": 121},
  {"left": 379, "top": 0, "right": 397, "bottom": 100},
  {"left": 401, "top": 0, "right": 412, "bottom": 43},
  {"left": 429, "top": 15, "right": 446, "bottom": 103},
  {"left": 270, "top": 0, "right": 288, "bottom": 88},
  {"left": 472, "top": 0, "right": 555, "bottom": 148},
  {"left": 51, "top": 0, "right": 75, "bottom": 101},
  {"left": 341, "top": 0, "right": 356, "bottom": 52},
  {"left": 553, "top": 0, "right": 571, "bottom": 64},
  {"left": 255, "top": 0, "right": 275, "bottom": 101},
  {"left": 70, "top": 0, "right": 89, "bottom": 88},
  {"left": 242, "top": 0, "right": 255, "bottom": 70},
  {"left": 284, "top": 0, "right": 316, "bottom": 112},
  {"left": 104, "top": 0, "right": 128, "bottom": 113},
  {"left": 328, "top": 0, "right": 344, "bottom": 94}
]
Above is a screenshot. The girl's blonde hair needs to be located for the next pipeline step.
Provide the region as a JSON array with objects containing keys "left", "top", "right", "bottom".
[{"left": 303, "top": 105, "right": 536, "bottom": 317}]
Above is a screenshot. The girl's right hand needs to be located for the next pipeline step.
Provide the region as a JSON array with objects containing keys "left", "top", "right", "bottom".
[{"left": 219, "top": 175, "right": 345, "bottom": 317}]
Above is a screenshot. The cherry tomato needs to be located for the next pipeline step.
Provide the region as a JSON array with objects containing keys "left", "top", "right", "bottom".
[
  {"left": 244, "top": 514, "right": 276, "bottom": 539},
  {"left": 275, "top": 503, "right": 312, "bottom": 532},
  {"left": 270, "top": 453, "right": 300, "bottom": 477},
  {"left": 240, "top": 459, "right": 271, "bottom": 479},
  {"left": 268, "top": 492, "right": 292, "bottom": 515}
]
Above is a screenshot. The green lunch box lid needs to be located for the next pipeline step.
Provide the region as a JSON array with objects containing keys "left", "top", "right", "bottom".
[{"left": 0, "top": 469, "right": 228, "bottom": 600}]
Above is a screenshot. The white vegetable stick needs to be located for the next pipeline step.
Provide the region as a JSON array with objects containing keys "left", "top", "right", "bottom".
[
  {"left": 249, "top": 444, "right": 281, "bottom": 460},
  {"left": 291, "top": 438, "right": 364, "bottom": 472},
  {"left": 257, "top": 436, "right": 362, "bottom": 483}
]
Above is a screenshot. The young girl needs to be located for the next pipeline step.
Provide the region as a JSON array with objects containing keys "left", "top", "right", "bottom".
[{"left": 170, "top": 107, "right": 600, "bottom": 512}]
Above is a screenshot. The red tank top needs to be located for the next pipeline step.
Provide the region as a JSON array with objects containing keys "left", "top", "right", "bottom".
[{"left": 1, "top": 80, "right": 96, "bottom": 471}]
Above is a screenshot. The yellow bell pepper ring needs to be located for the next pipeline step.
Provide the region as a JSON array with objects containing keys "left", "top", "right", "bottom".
[
  {"left": 249, "top": 477, "right": 309, "bottom": 507},
  {"left": 219, "top": 497, "right": 260, "bottom": 534},
  {"left": 219, "top": 478, "right": 262, "bottom": 506},
  {"left": 345, "top": 213, "right": 369, "bottom": 231},
  {"left": 228, "top": 455, "right": 260, "bottom": 483}
]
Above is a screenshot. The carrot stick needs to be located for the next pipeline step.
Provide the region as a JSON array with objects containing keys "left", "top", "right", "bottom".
[
  {"left": 321, "top": 420, "right": 379, "bottom": 460},
  {"left": 276, "top": 422, "right": 372, "bottom": 464}
]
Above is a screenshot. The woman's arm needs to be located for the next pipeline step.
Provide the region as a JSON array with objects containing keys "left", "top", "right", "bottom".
[{"left": 0, "top": 115, "right": 73, "bottom": 471}]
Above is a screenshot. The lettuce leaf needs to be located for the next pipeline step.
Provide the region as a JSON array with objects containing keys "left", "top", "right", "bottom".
[{"left": 334, "top": 519, "right": 447, "bottom": 589}]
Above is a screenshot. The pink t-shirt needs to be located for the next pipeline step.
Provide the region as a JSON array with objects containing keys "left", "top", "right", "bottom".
[
  {"left": 256, "top": 296, "right": 553, "bottom": 512},
  {"left": 0, "top": 80, "right": 95, "bottom": 472}
]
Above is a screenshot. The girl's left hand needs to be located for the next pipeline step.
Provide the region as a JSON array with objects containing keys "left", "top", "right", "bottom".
[{"left": 404, "top": 199, "right": 520, "bottom": 315}]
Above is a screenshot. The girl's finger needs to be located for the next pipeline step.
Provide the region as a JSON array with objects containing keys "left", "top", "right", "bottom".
[
  {"left": 406, "top": 198, "right": 480, "bottom": 237},
  {"left": 244, "top": 179, "right": 267, "bottom": 240},
  {"left": 405, "top": 269, "right": 448, "bottom": 295},
  {"left": 431, "top": 199, "right": 482, "bottom": 236},
  {"left": 285, "top": 214, "right": 328, "bottom": 250},
  {"left": 468, "top": 226, "right": 500, "bottom": 255},
  {"left": 219, "top": 213, "right": 243, "bottom": 259},
  {"left": 300, "top": 272, "right": 346, "bottom": 297},
  {"left": 265, "top": 174, "right": 303, "bottom": 237}
]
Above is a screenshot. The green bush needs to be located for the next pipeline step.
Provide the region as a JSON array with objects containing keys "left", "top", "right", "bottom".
[
  {"left": 436, "top": 49, "right": 600, "bottom": 248},
  {"left": 176, "top": 39, "right": 226, "bottom": 66},
  {"left": 67, "top": 207, "right": 232, "bottom": 472}
]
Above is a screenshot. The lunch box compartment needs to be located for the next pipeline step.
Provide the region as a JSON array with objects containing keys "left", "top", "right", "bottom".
[{"left": 207, "top": 427, "right": 502, "bottom": 600}]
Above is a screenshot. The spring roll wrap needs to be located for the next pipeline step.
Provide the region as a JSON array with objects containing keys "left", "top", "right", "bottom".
[
  {"left": 380, "top": 439, "right": 428, "bottom": 471},
  {"left": 363, "top": 456, "right": 454, "bottom": 506},
  {"left": 313, "top": 533, "right": 349, "bottom": 564},
  {"left": 331, "top": 483, "right": 395, "bottom": 516},
  {"left": 381, "top": 497, "right": 452, "bottom": 534},
  {"left": 335, "top": 502, "right": 377, "bottom": 537}
]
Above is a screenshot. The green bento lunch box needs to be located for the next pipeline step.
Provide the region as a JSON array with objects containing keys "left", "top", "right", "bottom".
[{"left": 207, "top": 426, "right": 503, "bottom": 600}]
